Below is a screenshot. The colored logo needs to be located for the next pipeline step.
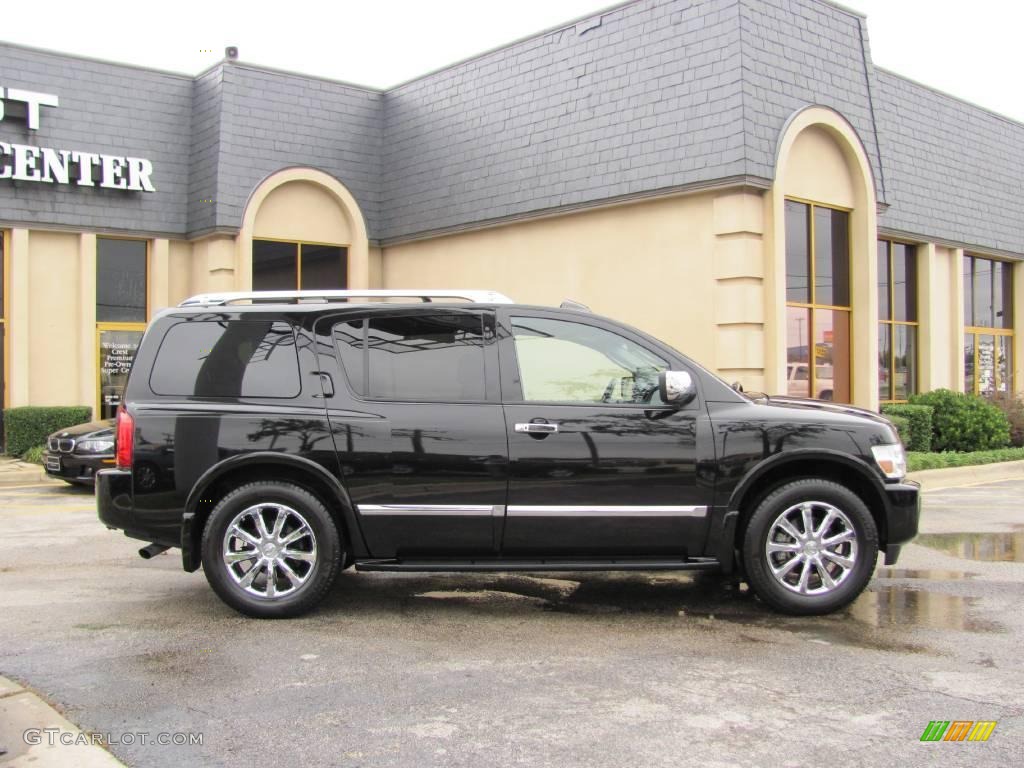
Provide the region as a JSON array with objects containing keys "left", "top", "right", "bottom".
[{"left": 920, "top": 721, "right": 996, "bottom": 742}]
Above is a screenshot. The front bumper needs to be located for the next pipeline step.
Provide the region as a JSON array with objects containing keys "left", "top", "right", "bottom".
[
  {"left": 881, "top": 480, "right": 921, "bottom": 564},
  {"left": 44, "top": 451, "right": 114, "bottom": 484}
]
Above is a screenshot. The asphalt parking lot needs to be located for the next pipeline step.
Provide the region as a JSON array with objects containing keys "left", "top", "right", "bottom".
[{"left": 1, "top": 478, "right": 1022, "bottom": 767}]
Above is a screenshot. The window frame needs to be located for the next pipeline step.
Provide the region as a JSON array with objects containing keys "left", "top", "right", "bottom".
[
  {"left": 95, "top": 236, "right": 149, "bottom": 416},
  {"left": 877, "top": 238, "right": 920, "bottom": 404},
  {"left": 784, "top": 197, "right": 854, "bottom": 402},
  {"left": 252, "top": 237, "right": 348, "bottom": 290},
  {"left": 328, "top": 308, "right": 497, "bottom": 405},
  {"left": 497, "top": 309, "right": 692, "bottom": 410},
  {"left": 963, "top": 253, "right": 1015, "bottom": 396}
]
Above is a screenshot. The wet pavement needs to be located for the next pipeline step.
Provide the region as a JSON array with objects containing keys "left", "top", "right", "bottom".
[
  {"left": 914, "top": 530, "right": 1024, "bottom": 562},
  {"left": 1, "top": 478, "right": 1023, "bottom": 767}
]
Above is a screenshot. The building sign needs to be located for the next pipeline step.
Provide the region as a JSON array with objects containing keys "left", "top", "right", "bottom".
[
  {"left": 0, "top": 86, "right": 156, "bottom": 192},
  {"left": 101, "top": 337, "right": 139, "bottom": 379}
]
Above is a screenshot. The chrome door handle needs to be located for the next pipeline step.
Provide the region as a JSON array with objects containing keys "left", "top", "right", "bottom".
[{"left": 515, "top": 422, "right": 559, "bottom": 434}]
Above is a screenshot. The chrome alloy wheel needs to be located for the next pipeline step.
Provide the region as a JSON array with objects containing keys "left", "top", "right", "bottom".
[
  {"left": 222, "top": 503, "right": 318, "bottom": 599},
  {"left": 765, "top": 501, "right": 859, "bottom": 596}
]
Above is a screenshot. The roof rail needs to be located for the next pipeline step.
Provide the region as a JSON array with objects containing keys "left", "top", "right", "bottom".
[{"left": 178, "top": 289, "right": 515, "bottom": 307}]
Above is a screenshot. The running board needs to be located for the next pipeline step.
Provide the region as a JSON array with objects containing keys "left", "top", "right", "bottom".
[{"left": 354, "top": 557, "right": 721, "bottom": 573}]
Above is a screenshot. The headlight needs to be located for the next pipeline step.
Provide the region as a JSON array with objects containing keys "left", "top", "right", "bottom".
[
  {"left": 77, "top": 439, "right": 114, "bottom": 453},
  {"left": 871, "top": 443, "right": 906, "bottom": 480}
]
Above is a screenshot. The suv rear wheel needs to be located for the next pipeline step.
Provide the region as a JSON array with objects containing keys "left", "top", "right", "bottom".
[
  {"left": 742, "top": 479, "right": 878, "bottom": 615},
  {"left": 201, "top": 481, "right": 342, "bottom": 618}
]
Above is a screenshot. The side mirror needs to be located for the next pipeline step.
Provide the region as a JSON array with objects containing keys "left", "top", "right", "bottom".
[{"left": 658, "top": 370, "right": 697, "bottom": 407}]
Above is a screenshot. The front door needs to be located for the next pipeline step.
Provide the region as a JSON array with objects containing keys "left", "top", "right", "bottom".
[
  {"left": 97, "top": 323, "right": 145, "bottom": 419},
  {"left": 315, "top": 308, "right": 507, "bottom": 558},
  {"left": 498, "top": 311, "right": 709, "bottom": 557}
]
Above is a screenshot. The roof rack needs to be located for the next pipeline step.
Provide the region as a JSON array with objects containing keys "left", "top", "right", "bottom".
[{"left": 178, "top": 289, "right": 515, "bottom": 307}]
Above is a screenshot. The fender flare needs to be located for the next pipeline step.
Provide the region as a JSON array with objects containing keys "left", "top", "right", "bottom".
[
  {"left": 726, "top": 448, "right": 884, "bottom": 516},
  {"left": 181, "top": 452, "right": 367, "bottom": 571}
]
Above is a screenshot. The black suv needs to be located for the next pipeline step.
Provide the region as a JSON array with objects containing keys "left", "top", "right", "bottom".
[{"left": 97, "top": 290, "right": 919, "bottom": 619}]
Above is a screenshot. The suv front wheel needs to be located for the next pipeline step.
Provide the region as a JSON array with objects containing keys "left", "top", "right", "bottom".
[
  {"left": 201, "top": 481, "right": 342, "bottom": 618},
  {"left": 742, "top": 479, "right": 878, "bottom": 615}
]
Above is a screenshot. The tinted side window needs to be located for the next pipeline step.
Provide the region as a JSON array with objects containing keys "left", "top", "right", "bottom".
[
  {"left": 511, "top": 316, "right": 669, "bottom": 405},
  {"left": 332, "top": 313, "right": 486, "bottom": 401},
  {"left": 150, "top": 320, "right": 300, "bottom": 398}
]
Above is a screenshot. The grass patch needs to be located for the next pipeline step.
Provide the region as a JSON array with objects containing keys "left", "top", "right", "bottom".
[
  {"left": 20, "top": 445, "right": 46, "bottom": 465},
  {"left": 908, "top": 447, "right": 1024, "bottom": 472}
]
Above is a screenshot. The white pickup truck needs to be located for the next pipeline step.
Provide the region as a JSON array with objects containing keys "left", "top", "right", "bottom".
[{"left": 787, "top": 363, "right": 835, "bottom": 401}]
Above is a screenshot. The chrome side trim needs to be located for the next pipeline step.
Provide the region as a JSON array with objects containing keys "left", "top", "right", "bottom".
[
  {"left": 359, "top": 504, "right": 502, "bottom": 517},
  {"left": 358, "top": 504, "right": 708, "bottom": 518},
  {"left": 507, "top": 505, "right": 708, "bottom": 517}
]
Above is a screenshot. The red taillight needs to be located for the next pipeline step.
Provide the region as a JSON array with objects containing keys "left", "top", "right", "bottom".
[{"left": 115, "top": 405, "right": 134, "bottom": 469}]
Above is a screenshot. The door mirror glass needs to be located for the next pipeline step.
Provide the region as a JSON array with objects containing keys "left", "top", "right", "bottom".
[{"left": 659, "top": 370, "right": 697, "bottom": 407}]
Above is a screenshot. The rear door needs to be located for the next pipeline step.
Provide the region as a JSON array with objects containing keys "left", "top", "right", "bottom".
[
  {"left": 498, "top": 309, "right": 710, "bottom": 557},
  {"left": 314, "top": 307, "right": 507, "bottom": 557}
]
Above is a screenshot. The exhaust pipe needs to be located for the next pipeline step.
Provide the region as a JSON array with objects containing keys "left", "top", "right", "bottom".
[{"left": 139, "top": 543, "right": 170, "bottom": 559}]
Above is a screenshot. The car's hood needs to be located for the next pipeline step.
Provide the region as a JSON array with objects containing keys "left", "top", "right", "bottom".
[
  {"left": 754, "top": 396, "right": 892, "bottom": 427},
  {"left": 49, "top": 419, "right": 116, "bottom": 440}
]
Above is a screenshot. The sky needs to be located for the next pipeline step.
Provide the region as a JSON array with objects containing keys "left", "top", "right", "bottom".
[{"left": 4, "top": 0, "right": 1023, "bottom": 123}]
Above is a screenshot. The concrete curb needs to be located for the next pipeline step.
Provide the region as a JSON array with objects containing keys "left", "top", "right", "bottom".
[
  {"left": 0, "top": 676, "right": 124, "bottom": 766},
  {"left": 908, "top": 459, "right": 1024, "bottom": 492},
  {"left": 0, "top": 460, "right": 48, "bottom": 488}
]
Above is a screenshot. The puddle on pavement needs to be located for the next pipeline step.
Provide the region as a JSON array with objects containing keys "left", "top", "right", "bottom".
[
  {"left": 404, "top": 569, "right": 999, "bottom": 651},
  {"left": 874, "top": 567, "right": 974, "bottom": 580},
  {"left": 914, "top": 531, "right": 1024, "bottom": 562},
  {"left": 847, "top": 588, "right": 995, "bottom": 632}
]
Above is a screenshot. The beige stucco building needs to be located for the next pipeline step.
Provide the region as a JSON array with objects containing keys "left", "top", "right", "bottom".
[{"left": 2, "top": 0, "right": 1022, "bottom": 433}]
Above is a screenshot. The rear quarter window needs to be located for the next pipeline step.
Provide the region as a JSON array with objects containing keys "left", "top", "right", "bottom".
[{"left": 149, "top": 320, "right": 300, "bottom": 398}]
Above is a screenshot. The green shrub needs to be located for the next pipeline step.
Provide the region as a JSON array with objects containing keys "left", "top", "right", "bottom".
[
  {"left": 21, "top": 445, "right": 45, "bottom": 465},
  {"left": 986, "top": 393, "right": 1024, "bottom": 447},
  {"left": 3, "top": 406, "right": 93, "bottom": 457},
  {"left": 880, "top": 403, "right": 933, "bottom": 452},
  {"left": 908, "top": 389, "right": 1010, "bottom": 452},
  {"left": 886, "top": 414, "right": 910, "bottom": 445}
]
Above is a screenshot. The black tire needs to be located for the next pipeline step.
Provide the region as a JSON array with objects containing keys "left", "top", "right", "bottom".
[
  {"left": 201, "top": 481, "right": 342, "bottom": 618},
  {"left": 742, "top": 479, "right": 878, "bottom": 615}
]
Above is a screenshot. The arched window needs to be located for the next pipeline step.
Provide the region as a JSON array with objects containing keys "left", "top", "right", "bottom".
[{"left": 252, "top": 239, "right": 347, "bottom": 290}]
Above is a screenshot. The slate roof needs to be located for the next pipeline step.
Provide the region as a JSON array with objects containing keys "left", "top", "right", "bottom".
[{"left": 1, "top": 0, "right": 1021, "bottom": 255}]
